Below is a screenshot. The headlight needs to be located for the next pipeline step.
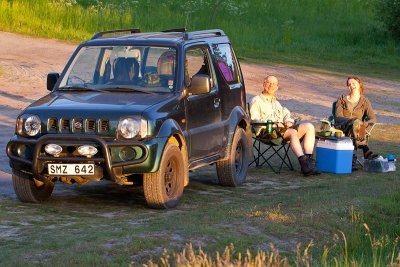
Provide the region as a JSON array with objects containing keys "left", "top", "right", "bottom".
[
  {"left": 77, "top": 145, "right": 98, "bottom": 158},
  {"left": 117, "top": 117, "right": 147, "bottom": 139},
  {"left": 17, "top": 114, "right": 41, "bottom": 137},
  {"left": 45, "top": 144, "right": 62, "bottom": 156}
]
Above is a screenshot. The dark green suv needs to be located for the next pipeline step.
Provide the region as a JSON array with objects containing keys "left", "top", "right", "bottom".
[{"left": 6, "top": 28, "right": 251, "bottom": 208}]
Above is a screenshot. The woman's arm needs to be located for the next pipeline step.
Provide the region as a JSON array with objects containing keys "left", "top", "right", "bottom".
[
  {"left": 364, "top": 98, "right": 377, "bottom": 124},
  {"left": 335, "top": 96, "right": 345, "bottom": 117}
]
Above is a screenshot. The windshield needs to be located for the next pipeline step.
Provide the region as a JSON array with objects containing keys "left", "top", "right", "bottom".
[{"left": 59, "top": 45, "right": 177, "bottom": 93}]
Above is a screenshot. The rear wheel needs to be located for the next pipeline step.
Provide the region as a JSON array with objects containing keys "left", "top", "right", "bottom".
[
  {"left": 12, "top": 170, "right": 54, "bottom": 202},
  {"left": 216, "top": 127, "right": 249, "bottom": 186},
  {"left": 143, "top": 143, "right": 185, "bottom": 209}
]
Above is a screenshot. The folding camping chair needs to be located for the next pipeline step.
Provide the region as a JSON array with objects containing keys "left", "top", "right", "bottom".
[
  {"left": 327, "top": 101, "right": 380, "bottom": 165},
  {"left": 247, "top": 104, "right": 294, "bottom": 173}
]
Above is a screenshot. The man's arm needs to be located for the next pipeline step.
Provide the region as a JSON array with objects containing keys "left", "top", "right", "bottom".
[
  {"left": 249, "top": 97, "right": 268, "bottom": 136},
  {"left": 249, "top": 97, "right": 262, "bottom": 121},
  {"left": 282, "top": 107, "right": 294, "bottom": 127}
]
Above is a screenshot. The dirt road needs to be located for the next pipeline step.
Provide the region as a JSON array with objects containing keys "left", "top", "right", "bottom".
[{"left": 1, "top": 31, "right": 399, "bottom": 197}]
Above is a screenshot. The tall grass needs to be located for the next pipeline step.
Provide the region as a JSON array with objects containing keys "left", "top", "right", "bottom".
[
  {"left": 145, "top": 206, "right": 400, "bottom": 266},
  {"left": 0, "top": 0, "right": 134, "bottom": 40},
  {"left": 0, "top": 0, "right": 399, "bottom": 78},
  {"left": 145, "top": 228, "right": 400, "bottom": 267},
  {"left": 344, "top": 194, "right": 400, "bottom": 266}
]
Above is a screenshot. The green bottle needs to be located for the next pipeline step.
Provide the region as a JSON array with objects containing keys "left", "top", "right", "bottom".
[{"left": 266, "top": 119, "right": 273, "bottom": 134}]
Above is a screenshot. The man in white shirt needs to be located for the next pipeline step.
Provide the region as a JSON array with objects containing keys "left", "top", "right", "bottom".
[{"left": 250, "top": 75, "right": 320, "bottom": 176}]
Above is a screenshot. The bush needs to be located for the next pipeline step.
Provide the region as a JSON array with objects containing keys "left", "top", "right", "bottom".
[{"left": 377, "top": 0, "right": 400, "bottom": 39}]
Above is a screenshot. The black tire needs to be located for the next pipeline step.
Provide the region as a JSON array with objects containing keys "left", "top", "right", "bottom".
[
  {"left": 12, "top": 170, "right": 54, "bottom": 202},
  {"left": 216, "top": 127, "right": 249, "bottom": 186},
  {"left": 143, "top": 143, "right": 185, "bottom": 209}
]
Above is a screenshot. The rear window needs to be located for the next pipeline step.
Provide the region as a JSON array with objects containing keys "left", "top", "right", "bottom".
[{"left": 212, "top": 43, "right": 239, "bottom": 84}]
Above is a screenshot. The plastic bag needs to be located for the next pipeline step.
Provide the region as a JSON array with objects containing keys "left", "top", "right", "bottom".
[{"left": 363, "top": 155, "right": 396, "bottom": 173}]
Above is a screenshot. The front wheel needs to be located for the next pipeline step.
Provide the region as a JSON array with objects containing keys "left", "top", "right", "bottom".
[
  {"left": 143, "top": 143, "right": 185, "bottom": 209},
  {"left": 12, "top": 170, "right": 54, "bottom": 202},
  {"left": 216, "top": 127, "right": 249, "bottom": 186}
]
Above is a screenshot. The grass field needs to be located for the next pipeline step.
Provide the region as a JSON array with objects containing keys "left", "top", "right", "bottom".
[
  {"left": 0, "top": 0, "right": 399, "bottom": 265},
  {"left": 0, "top": 124, "right": 399, "bottom": 266},
  {"left": 0, "top": 0, "right": 399, "bottom": 80}
]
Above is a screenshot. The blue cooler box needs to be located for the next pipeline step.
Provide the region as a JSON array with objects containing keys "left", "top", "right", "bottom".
[{"left": 316, "top": 138, "right": 354, "bottom": 174}]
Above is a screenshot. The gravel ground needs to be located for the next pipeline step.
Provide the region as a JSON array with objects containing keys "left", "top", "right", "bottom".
[{"left": 1, "top": 31, "right": 399, "bottom": 198}]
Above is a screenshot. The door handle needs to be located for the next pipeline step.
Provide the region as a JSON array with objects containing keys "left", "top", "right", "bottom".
[{"left": 214, "top": 98, "right": 220, "bottom": 108}]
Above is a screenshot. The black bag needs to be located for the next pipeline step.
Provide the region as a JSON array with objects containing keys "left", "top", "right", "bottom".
[{"left": 334, "top": 117, "right": 356, "bottom": 134}]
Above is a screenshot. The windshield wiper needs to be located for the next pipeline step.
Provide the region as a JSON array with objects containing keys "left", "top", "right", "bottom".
[
  {"left": 56, "top": 85, "right": 103, "bottom": 92},
  {"left": 101, "top": 86, "right": 155, "bottom": 94},
  {"left": 57, "top": 85, "right": 157, "bottom": 94}
]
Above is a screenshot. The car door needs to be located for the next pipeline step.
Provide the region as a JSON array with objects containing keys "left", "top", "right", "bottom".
[{"left": 184, "top": 45, "right": 224, "bottom": 160}]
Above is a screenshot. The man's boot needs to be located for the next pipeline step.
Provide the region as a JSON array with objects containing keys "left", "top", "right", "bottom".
[
  {"left": 306, "top": 154, "right": 321, "bottom": 175},
  {"left": 298, "top": 155, "right": 321, "bottom": 176}
]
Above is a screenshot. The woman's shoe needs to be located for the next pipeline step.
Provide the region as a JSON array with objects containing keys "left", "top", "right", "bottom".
[{"left": 364, "top": 150, "right": 379, "bottom": 160}]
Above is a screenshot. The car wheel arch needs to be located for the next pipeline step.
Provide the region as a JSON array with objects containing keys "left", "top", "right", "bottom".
[
  {"left": 223, "top": 106, "right": 251, "bottom": 160},
  {"left": 154, "top": 119, "right": 189, "bottom": 186}
]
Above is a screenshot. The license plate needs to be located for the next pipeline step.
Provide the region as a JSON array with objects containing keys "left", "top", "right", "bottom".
[{"left": 48, "top": 164, "right": 95, "bottom": 175}]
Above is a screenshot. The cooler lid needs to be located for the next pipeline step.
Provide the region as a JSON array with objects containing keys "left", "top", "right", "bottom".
[{"left": 317, "top": 138, "right": 354, "bottom": 150}]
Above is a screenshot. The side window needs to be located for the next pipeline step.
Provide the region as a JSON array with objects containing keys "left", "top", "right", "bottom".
[
  {"left": 185, "top": 47, "right": 215, "bottom": 88},
  {"left": 212, "top": 43, "right": 239, "bottom": 84}
]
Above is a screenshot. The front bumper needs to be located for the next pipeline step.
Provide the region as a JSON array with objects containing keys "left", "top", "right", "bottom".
[{"left": 6, "top": 134, "right": 162, "bottom": 184}]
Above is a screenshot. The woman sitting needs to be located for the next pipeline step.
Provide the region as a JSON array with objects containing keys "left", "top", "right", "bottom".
[{"left": 335, "top": 76, "right": 378, "bottom": 170}]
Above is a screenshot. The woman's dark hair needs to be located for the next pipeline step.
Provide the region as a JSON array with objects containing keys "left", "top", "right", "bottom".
[{"left": 346, "top": 76, "right": 364, "bottom": 94}]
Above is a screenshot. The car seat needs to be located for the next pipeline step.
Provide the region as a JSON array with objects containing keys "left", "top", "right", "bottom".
[
  {"left": 113, "top": 57, "right": 139, "bottom": 83},
  {"left": 157, "top": 51, "right": 176, "bottom": 76}
]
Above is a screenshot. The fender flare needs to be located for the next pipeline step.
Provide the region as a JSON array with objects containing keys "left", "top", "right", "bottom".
[
  {"left": 152, "top": 119, "right": 189, "bottom": 186},
  {"left": 222, "top": 106, "right": 251, "bottom": 160}
]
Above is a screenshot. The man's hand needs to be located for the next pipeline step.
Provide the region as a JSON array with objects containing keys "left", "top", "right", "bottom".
[
  {"left": 284, "top": 121, "right": 293, "bottom": 128},
  {"left": 277, "top": 122, "right": 285, "bottom": 128}
]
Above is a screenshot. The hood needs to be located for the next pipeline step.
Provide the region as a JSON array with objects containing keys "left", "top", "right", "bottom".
[{"left": 24, "top": 91, "right": 174, "bottom": 118}]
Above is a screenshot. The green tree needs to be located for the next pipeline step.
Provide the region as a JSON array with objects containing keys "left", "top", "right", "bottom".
[{"left": 377, "top": 0, "right": 400, "bottom": 39}]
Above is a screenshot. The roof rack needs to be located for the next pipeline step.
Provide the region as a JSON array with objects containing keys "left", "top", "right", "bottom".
[
  {"left": 184, "top": 29, "right": 225, "bottom": 40},
  {"left": 161, "top": 28, "right": 187, "bottom": 33},
  {"left": 91, "top": 28, "right": 141, "bottom": 40}
]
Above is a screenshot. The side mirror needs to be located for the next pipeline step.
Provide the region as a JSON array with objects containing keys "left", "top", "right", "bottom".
[
  {"left": 47, "top": 72, "right": 60, "bottom": 91},
  {"left": 188, "top": 74, "right": 210, "bottom": 95}
]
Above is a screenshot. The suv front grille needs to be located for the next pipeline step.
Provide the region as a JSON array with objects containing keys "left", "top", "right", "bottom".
[
  {"left": 60, "top": 118, "right": 70, "bottom": 132},
  {"left": 48, "top": 118, "right": 57, "bottom": 132},
  {"left": 99, "top": 119, "right": 110, "bottom": 132},
  {"left": 46, "top": 118, "right": 109, "bottom": 134},
  {"left": 86, "top": 119, "right": 96, "bottom": 133}
]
